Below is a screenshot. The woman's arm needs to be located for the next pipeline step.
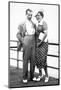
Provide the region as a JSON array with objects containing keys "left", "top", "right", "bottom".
[
  {"left": 41, "top": 21, "right": 48, "bottom": 42},
  {"left": 41, "top": 31, "right": 47, "bottom": 43},
  {"left": 37, "top": 21, "right": 48, "bottom": 47}
]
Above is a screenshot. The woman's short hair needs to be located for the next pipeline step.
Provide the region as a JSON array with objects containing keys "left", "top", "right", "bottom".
[{"left": 38, "top": 11, "right": 44, "bottom": 18}]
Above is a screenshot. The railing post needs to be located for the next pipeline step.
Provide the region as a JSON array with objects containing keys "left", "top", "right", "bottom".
[{"left": 17, "top": 41, "right": 19, "bottom": 69}]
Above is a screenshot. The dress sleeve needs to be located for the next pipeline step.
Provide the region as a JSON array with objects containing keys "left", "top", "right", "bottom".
[{"left": 42, "top": 21, "right": 48, "bottom": 34}]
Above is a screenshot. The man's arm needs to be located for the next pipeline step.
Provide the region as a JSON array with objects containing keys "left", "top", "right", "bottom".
[
  {"left": 16, "top": 25, "right": 24, "bottom": 43},
  {"left": 17, "top": 24, "right": 24, "bottom": 51}
]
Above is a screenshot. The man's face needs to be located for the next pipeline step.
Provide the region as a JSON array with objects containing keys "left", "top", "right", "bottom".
[{"left": 26, "top": 11, "right": 32, "bottom": 20}]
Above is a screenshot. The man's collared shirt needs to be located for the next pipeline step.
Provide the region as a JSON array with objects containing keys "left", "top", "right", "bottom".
[{"left": 25, "top": 19, "right": 35, "bottom": 35}]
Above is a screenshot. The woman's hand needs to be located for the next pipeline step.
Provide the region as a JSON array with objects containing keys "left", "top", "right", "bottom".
[{"left": 37, "top": 41, "right": 42, "bottom": 47}]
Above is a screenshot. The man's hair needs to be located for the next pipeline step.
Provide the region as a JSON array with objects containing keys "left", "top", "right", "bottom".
[
  {"left": 38, "top": 11, "right": 44, "bottom": 18},
  {"left": 26, "top": 9, "right": 32, "bottom": 14}
]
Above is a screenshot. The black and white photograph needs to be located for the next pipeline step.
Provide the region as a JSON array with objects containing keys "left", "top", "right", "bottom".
[{"left": 8, "top": 1, "right": 60, "bottom": 88}]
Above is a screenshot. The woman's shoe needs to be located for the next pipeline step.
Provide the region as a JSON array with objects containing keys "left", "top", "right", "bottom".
[
  {"left": 44, "top": 77, "right": 49, "bottom": 83},
  {"left": 36, "top": 76, "right": 40, "bottom": 81},
  {"left": 36, "top": 75, "right": 44, "bottom": 81}
]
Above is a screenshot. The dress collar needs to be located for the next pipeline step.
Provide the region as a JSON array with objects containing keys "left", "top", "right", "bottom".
[{"left": 38, "top": 19, "right": 43, "bottom": 25}]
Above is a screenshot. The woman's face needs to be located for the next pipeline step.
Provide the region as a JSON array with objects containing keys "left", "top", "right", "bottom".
[{"left": 36, "top": 13, "right": 43, "bottom": 22}]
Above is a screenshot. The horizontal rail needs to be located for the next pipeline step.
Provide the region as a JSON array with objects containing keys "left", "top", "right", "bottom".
[
  {"left": 48, "top": 43, "right": 59, "bottom": 45},
  {"left": 10, "top": 40, "right": 59, "bottom": 46},
  {"left": 10, "top": 49, "right": 17, "bottom": 51},
  {"left": 10, "top": 58, "right": 22, "bottom": 61},
  {"left": 10, "top": 49, "right": 23, "bottom": 52},
  {"left": 10, "top": 40, "right": 18, "bottom": 42},
  {"left": 47, "top": 66, "right": 59, "bottom": 70},
  {"left": 10, "top": 58, "right": 59, "bottom": 70},
  {"left": 10, "top": 48, "right": 59, "bottom": 58},
  {"left": 10, "top": 46, "right": 17, "bottom": 48},
  {"left": 10, "top": 48, "right": 59, "bottom": 53},
  {"left": 47, "top": 54, "right": 59, "bottom": 58}
]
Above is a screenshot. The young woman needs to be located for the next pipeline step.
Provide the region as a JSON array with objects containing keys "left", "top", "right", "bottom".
[{"left": 33, "top": 11, "right": 49, "bottom": 82}]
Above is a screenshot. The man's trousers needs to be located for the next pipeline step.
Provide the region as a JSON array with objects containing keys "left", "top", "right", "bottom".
[{"left": 23, "top": 35, "right": 35, "bottom": 80}]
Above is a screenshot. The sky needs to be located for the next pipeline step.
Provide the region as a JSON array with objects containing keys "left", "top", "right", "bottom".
[{"left": 10, "top": 2, "right": 58, "bottom": 43}]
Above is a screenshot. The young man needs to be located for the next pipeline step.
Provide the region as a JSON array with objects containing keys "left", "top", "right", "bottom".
[{"left": 17, "top": 9, "right": 36, "bottom": 83}]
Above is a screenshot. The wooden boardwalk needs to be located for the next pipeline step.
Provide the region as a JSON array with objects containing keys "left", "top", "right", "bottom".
[{"left": 9, "top": 67, "right": 59, "bottom": 88}]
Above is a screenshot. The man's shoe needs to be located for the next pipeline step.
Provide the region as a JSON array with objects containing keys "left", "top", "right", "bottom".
[
  {"left": 23, "top": 79, "right": 28, "bottom": 83},
  {"left": 33, "top": 77, "right": 37, "bottom": 81}
]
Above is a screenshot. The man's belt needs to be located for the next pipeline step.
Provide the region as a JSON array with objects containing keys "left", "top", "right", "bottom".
[{"left": 25, "top": 31, "right": 35, "bottom": 35}]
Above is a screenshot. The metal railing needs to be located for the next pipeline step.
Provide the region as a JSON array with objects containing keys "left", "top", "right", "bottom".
[{"left": 9, "top": 40, "right": 60, "bottom": 70}]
